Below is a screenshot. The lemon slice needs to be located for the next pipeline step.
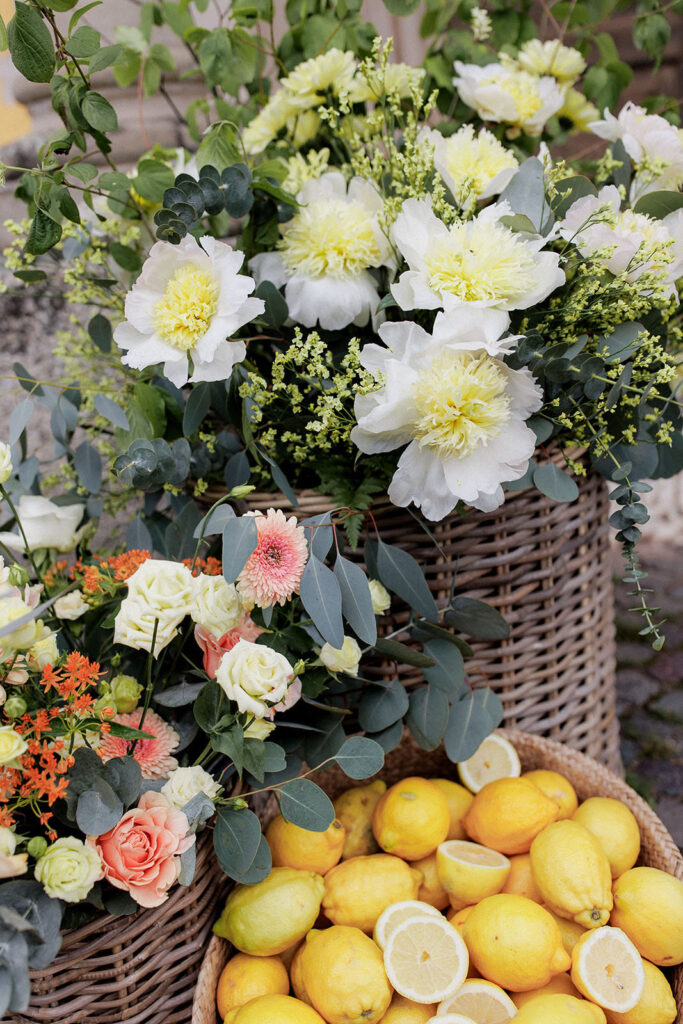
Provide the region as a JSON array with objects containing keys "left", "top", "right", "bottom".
[
  {"left": 427, "top": 1015, "right": 476, "bottom": 1024},
  {"left": 457, "top": 735, "right": 521, "bottom": 792},
  {"left": 436, "top": 840, "right": 510, "bottom": 910},
  {"left": 374, "top": 900, "right": 443, "bottom": 949},
  {"left": 571, "top": 925, "right": 645, "bottom": 1012},
  {"left": 437, "top": 979, "right": 518, "bottom": 1023},
  {"left": 384, "top": 914, "right": 469, "bottom": 1004}
]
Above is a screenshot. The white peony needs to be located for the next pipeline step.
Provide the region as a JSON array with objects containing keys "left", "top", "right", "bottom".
[
  {"left": 425, "top": 125, "right": 518, "bottom": 208},
  {"left": 589, "top": 101, "right": 683, "bottom": 199},
  {"left": 0, "top": 496, "right": 84, "bottom": 553},
  {"left": 0, "top": 443, "right": 12, "bottom": 485},
  {"left": 558, "top": 185, "right": 683, "bottom": 299},
  {"left": 126, "top": 559, "right": 195, "bottom": 615},
  {"left": 190, "top": 574, "right": 243, "bottom": 637},
  {"left": 113, "top": 235, "right": 264, "bottom": 387},
  {"left": 161, "top": 766, "right": 221, "bottom": 810},
  {"left": 215, "top": 639, "right": 294, "bottom": 718},
  {"left": 54, "top": 590, "right": 90, "bottom": 621},
  {"left": 351, "top": 308, "right": 543, "bottom": 520},
  {"left": 319, "top": 636, "right": 362, "bottom": 676},
  {"left": 391, "top": 199, "right": 564, "bottom": 313},
  {"left": 452, "top": 61, "right": 565, "bottom": 136},
  {"left": 250, "top": 172, "right": 394, "bottom": 331},
  {"left": 512, "top": 39, "right": 586, "bottom": 84}
]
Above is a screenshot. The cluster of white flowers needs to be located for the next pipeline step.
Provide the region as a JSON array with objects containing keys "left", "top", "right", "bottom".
[{"left": 589, "top": 101, "right": 683, "bottom": 200}]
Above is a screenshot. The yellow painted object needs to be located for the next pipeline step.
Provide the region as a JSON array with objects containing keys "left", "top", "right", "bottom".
[{"left": 0, "top": 1, "right": 33, "bottom": 147}]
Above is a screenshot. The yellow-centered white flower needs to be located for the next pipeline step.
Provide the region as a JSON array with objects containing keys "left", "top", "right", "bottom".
[
  {"left": 114, "top": 235, "right": 264, "bottom": 387},
  {"left": 352, "top": 308, "right": 542, "bottom": 520},
  {"left": 250, "top": 172, "right": 393, "bottom": 330},
  {"left": 453, "top": 61, "right": 565, "bottom": 135},
  {"left": 0, "top": 443, "right": 12, "bottom": 485},
  {"left": 391, "top": 199, "right": 564, "bottom": 312},
  {"left": 589, "top": 101, "right": 683, "bottom": 200},
  {"left": 510, "top": 39, "right": 586, "bottom": 84},
  {"left": 425, "top": 125, "right": 518, "bottom": 207}
]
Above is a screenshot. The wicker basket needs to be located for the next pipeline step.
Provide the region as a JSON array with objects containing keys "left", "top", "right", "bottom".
[
  {"left": 234, "top": 447, "right": 619, "bottom": 769},
  {"left": 191, "top": 729, "right": 683, "bottom": 1024},
  {"left": 5, "top": 831, "right": 228, "bottom": 1024}
]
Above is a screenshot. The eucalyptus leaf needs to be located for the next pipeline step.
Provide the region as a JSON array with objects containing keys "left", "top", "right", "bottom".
[
  {"left": 423, "top": 639, "right": 467, "bottom": 699},
  {"left": 193, "top": 504, "right": 235, "bottom": 538},
  {"left": 443, "top": 688, "right": 503, "bottom": 762},
  {"left": 278, "top": 778, "right": 335, "bottom": 832},
  {"left": 405, "top": 685, "right": 449, "bottom": 750},
  {"left": 372, "top": 638, "right": 435, "bottom": 668},
  {"left": 445, "top": 598, "right": 510, "bottom": 641},
  {"left": 93, "top": 394, "right": 129, "bottom": 430},
  {"left": 333, "top": 736, "right": 384, "bottom": 779},
  {"left": 154, "top": 681, "right": 206, "bottom": 707},
  {"left": 533, "top": 463, "right": 579, "bottom": 503},
  {"left": 300, "top": 555, "right": 344, "bottom": 649},
  {"left": 334, "top": 554, "right": 377, "bottom": 645},
  {"left": 75, "top": 778, "right": 123, "bottom": 836},
  {"left": 213, "top": 805, "right": 263, "bottom": 878},
  {"left": 358, "top": 678, "right": 409, "bottom": 733},
  {"left": 365, "top": 719, "right": 404, "bottom": 753},
  {"left": 376, "top": 540, "right": 438, "bottom": 621},
  {"left": 222, "top": 516, "right": 258, "bottom": 583}
]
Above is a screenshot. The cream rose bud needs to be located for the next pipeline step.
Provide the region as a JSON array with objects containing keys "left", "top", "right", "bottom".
[
  {"left": 0, "top": 443, "right": 12, "bottom": 485},
  {"left": 54, "top": 590, "right": 90, "bottom": 621},
  {"left": 0, "top": 827, "right": 17, "bottom": 856},
  {"left": 320, "top": 636, "right": 362, "bottom": 676},
  {"left": 161, "top": 766, "right": 221, "bottom": 810},
  {"left": 30, "top": 628, "right": 59, "bottom": 669},
  {"left": 110, "top": 673, "right": 142, "bottom": 713},
  {"left": 216, "top": 639, "right": 294, "bottom": 718},
  {"left": 114, "top": 596, "right": 182, "bottom": 658},
  {"left": 34, "top": 837, "right": 104, "bottom": 902},
  {"left": 369, "top": 580, "right": 391, "bottom": 616},
  {"left": 0, "top": 726, "right": 28, "bottom": 766},
  {"left": 244, "top": 718, "right": 276, "bottom": 741},
  {"left": 190, "top": 574, "right": 242, "bottom": 637},
  {"left": 0, "top": 596, "right": 43, "bottom": 650},
  {"left": 0, "top": 495, "right": 84, "bottom": 553},
  {"left": 126, "top": 559, "right": 195, "bottom": 616}
]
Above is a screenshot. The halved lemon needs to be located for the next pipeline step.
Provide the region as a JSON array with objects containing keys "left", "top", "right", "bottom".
[
  {"left": 437, "top": 979, "right": 517, "bottom": 1023},
  {"left": 427, "top": 1015, "right": 476, "bottom": 1024},
  {"left": 374, "top": 900, "right": 443, "bottom": 949},
  {"left": 436, "top": 840, "right": 510, "bottom": 910},
  {"left": 571, "top": 925, "right": 645, "bottom": 1012},
  {"left": 457, "top": 735, "right": 521, "bottom": 793},
  {"left": 383, "top": 914, "right": 469, "bottom": 1004}
]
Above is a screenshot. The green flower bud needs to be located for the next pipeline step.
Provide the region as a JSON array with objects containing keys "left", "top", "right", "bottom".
[
  {"left": 27, "top": 836, "right": 48, "bottom": 860},
  {"left": 228, "top": 484, "right": 255, "bottom": 499},
  {"left": 92, "top": 696, "right": 116, "bottom": 717},
  {"left": 110, "top": 674, "right": 142, "bottom": 714},
  {"left": 8, "top": 565, "right": 29, "bottom": 588},
  {"left": 3, "top": 696, "right": 27, "bottom": 719}
]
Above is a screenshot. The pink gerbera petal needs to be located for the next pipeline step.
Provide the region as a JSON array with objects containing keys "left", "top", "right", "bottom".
[
  {"left": 236, "top": 509, "right": 308, "bottom": 608},
  {"left": 99, "top": 708, "right": 179, "bottom": 779}
]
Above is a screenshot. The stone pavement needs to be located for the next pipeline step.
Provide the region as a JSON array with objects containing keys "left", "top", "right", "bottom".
[{"left": 613, "top": 545, "right": 683, "bottom": 848}]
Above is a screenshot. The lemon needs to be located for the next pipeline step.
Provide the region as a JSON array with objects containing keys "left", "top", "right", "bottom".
[
  {"left": 571, "top": 926, "right": 645, "bottom": 1013},
  {"left": 301, "top": 925, "right": 393, "bottom": 1024},
  {"left": 334, "top": 780, "right": 386, "bottom": 859},
  {"left": 374, "top": 901, "right": 443, "bottom": 950},
  {"left": 511, "top": 973, "right": 581, "bottom": 1008},
  {"left": 217, "top": 953, "right": 289, "bottom": 1018},
  {"left": 383, "top": 913, "right": 469, "bottom": 1004},
  {"left": 610, "top": 866, "right": 683, "bottom": 965},
  {"left": 602, "top": 959, "right": 677, "bottom": 1024},
  {"left": 290, "top": 943, "right": 312, "bottom": 1006},
  {"left": 323, "top": 853, "right": 422, "bottom": 934},
  {"left": 436, "top": 840, "right": 510, "bottom": 910},
  {"left": 229, "top": 994, "right": 326, "bottom": 1023},
  {"left": 373, "top": 777, "right": 450, "bottom": 860},
  {"left": 543, "top": 907, "right": 587, "bottom": 954},
  {"left": 446, "top": 904, "right": 476, "bottom": 932},
  {"left": 412, "top": 852, "right": 450, "bottom": 910},
  {"left": 214, "top": 866, "right": 324, "bottom": 955},
  {"left": 457, "top": 734, "right": 521, "bottom": 792},
  {"left": 512, "top": 994, "right": 606, "bottom": 1024},
  {"left": 266, "top": 814, "right": 346, "bottom": 875},
  {"left": 572, "top": 798, "right": 640, "bottom": 878},
  {"left": 463, "top": 777, "right": 558, "bottom": 854},
  {"left": 377, "top": 993, "right": 437, "bottom": 1023},
  {"left": 429, "top": 779, "right": 474, "bottom": 839},
  {"left": 529, "top": 820, "right": 613, "bottom": 928},
  {"left": 438, "top": 978, "right": 517, "bottom": 1022},
  {"left": 462, "top": 893, "right": 570, "bottom": 991},
  {"left": 523, "top": 769, "right": 578, "bottom": 819},
  {"left": 279, "top": 941, "right": 299, "bottom": 972},
  {"left": 500, "top": 853, "right": 543, "bottom": 903},
  {"left": 425, "top": 1015, "right": 476, "bottom": 1024}
]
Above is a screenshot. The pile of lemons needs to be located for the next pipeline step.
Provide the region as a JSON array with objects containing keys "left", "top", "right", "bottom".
[{"left": 212, "top": 734, "right": 683, "bottom": 1024}]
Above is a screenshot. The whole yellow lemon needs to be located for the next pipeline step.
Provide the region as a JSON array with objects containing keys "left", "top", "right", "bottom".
[
  {"left": 543, "top": 907, "right": 587, "bottom": 955},
  {"left": 512, "top": 972, "right": 581, "bottom": 1008},
  {"left": 611, "top": 866, "right": 683, "bottom": 965},
  {"left": 213, "top": 867, "right": 324, "bottom": 955},
  {"left": 530, "top": 820, "right": 613, "bottom": 928},
  {"left": 602, "top": 959, "right": 677, "bottom": 1024},
  {"left": 323, "top": 853, "right": 422, "bottom": 934},
  {"left": 501, "top": 853, "right": 544, "bottom": 903},
  {"left": 462, "top": 893, "right": 571, "bottom": 991},
  {"left": 512, "top": 994, "right": 606, "bottom": 1023},
  {"left": 266, "top": 814, "right": 346, "bottom": 875},
  {"left": 572, "top": 798, "right": 640, "bottom": 879},
  {"left": 463, "top": 777, "right": 558, "bottom": 854},
  {"left": 412, "top": 851, "right": 449, "bottom": 910},
  {"left": 289, "top": 943, "right": 312, "bottom": 1006},
  {"left": 377, "top": 993, "right": 437, "bottom": 1023},
  {"left": 429, "top": 778, "right": 474, "bottom": 840},
  {"left": 217, "top": 953, "right": 289, "bottom": 1018},
  {"left": 334, "top": 780, "right": 386, "bottom": 859},
  {"left": 373, "top": 777, "right": 450, "bottom": 860},
  {"left": 300, "top": 925, "right": 393, "bottom": 1024},
  {"left": 523, "top": 770, "right": 578, "bottom": 820},
  {"left": 229, "top": 994, "right": 326, "bottom": 1023}
]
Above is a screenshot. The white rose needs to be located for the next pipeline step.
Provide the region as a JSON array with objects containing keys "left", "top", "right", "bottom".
[
  {"left": 0, "top": 685, "right": 6, "bottom": 706},
  {"left": 244, "top": 718, "right": 276, "bottom": 740},
  {"left": 34, "top": 837, "right": 103, "bottom": 902},
  {"left": 0, "top": 443, "right": 12, "bottom": 485},
  {"left": 190, "top": 574, "right": 242, "bottom": 637},
  {"left": 320, "top": 636, "right": 362, "bottom": 676},
  {"left": 216, "top": 639, "right": 294, "bottom": 717},
  {"left": 126, "top": 559, "right": 195, "bottom": 615},
  {"left": 54, "top": 590, "right": 90, "bottom": 621},
  {"left": 0, "top": 726, "right": 28, "bottom": 766},
  {"left": 30, "top": 627, "right": 59, "bottom": 668},
  {"left": 114, "top": 596, "right": 182, "bottom": 657},
  {"left": 0, "top": 496, "right": 84, "bottom": 553},
  {"left": 369, "top": 580, "right": 391, "bottom": 615},
  {"left": 0, "top": 596, "right": 43, "bottom": 650},
  {"left": 161, "top": 766, "right": 221, "bottom": 810},
  {"left": 0, "top": 827, "right": 17, "bottom": 856}
]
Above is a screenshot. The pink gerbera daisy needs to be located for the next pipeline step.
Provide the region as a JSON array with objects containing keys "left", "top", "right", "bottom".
[
  {"left": 237, "top": 509, "right": 308, "bottom": 608},
  {"left": 99, "top": 708, "right": 179, "bottom": 779}
]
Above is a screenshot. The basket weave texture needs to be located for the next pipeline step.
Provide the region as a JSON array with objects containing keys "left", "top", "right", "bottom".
[
  {"left": 192, "top": 729, "right": 683, "bottom": 1024},
  {"left": 239, "top": 451, "right": 619, "bottom": 769},
  {"left": 5, "top": 831, "right": 228, "bottom": 1024}
]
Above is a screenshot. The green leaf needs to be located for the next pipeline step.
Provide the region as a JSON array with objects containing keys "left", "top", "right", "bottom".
[
  {"left": 383, "top": 0, "right": 420, "bottom": 11},
  {"left": 633, "top": 191, "right": 683, "bottom": 220},
  {"left": 66, "top": 25, "right": 100, "bottom": 58},
  {"left": 8, "top": 2, "right": 55, "bottom": 83},
  {"left": 183, "top": 382, "right": 212, "bottom": 435},
  {"left": 406, "top": 685, "right": 449, "bottom": 750},
  {"left": 553, "top": 176, "right": 598, "bottom": 219},
  {"left": 372, "top": 638, "right": 435, "bottom": 668},
  {"left": 333, "top": 736, "right": 384, "bottom": 780},
  {"left": 533, "top": 462, "right": 579, "bottom": 503},
  {"left": 499, "top": 157, "right": 551, "bottom": 230},
  {"left": 358, "top": 679, "right": 409, "bottom": 733},
  {"left": 333, "top": 554, "right": 377, "bottom": 646},
  {"left": 254, "top": 280, "right": 288, "bottom": 328},
  {"left": 376, "top": 539, "right": 438, "bottom": 621},
  {"left": 213, "top": 806, "right": 266, "bottom": 880},
  {"left": 366, "top": 719, "right": 403, "bottom": 753},
  {"left": 75, "top": 778, "right": 123, "bottom": 835},
  {"left": 73, "top": 440, "right": 102, "bottom": 494},
  {"left": 0, "top": 16, "right": 8, "bottom": 52},
  {"left": 25, "top": 208, "right": 61, "bottom": 255},
  {"left": 81, "top": 91, "right": 118, "bottom": 132},
  {"left": 113, "top": 48, "right": 142, "bottom": 88},
  {"left": 443, "top": 688, "right": 502, "bottom": 762},
  {"left": 132, "top": 158, "right": 175, "bottom": 202},
  {"left": 222, "top": 516, "right": 259, "bottom": 582},
  {"left": 199, "top": 27, "right": 232, "bottom": 87},
  {"left": 423, "top": 638, "right": 467, "bottom": 699},
  {"left": 88, "top": 313, "right": 112, "bottom": 352},
  {"left": 109, "top": 242, "right": 141, "bottom": 272},
  {"left": 88, "top": 44, "right": 123, "bottom": 73},
  {"left": 633, "top": 11, "right": 670, "bottom": 63},
  {"left": 300, "top": 555, "right": 344, "bottom": 650},
  {"left": 444, "top": 598, "right": 510, "bottom": 641},
  {"left": 196, "top": 122, "right": 239, "bottom": 173},
  {"left": 279, "top": 779, "right": 335, "bottom": 832}
]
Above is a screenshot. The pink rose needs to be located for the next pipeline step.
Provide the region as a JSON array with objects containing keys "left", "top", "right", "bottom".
[
  {"left": 86, "top": 791, "right": 194, "bottom": 909},
  {"left": 195, "top": 616, "right": 263, "bottom": 678}
]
